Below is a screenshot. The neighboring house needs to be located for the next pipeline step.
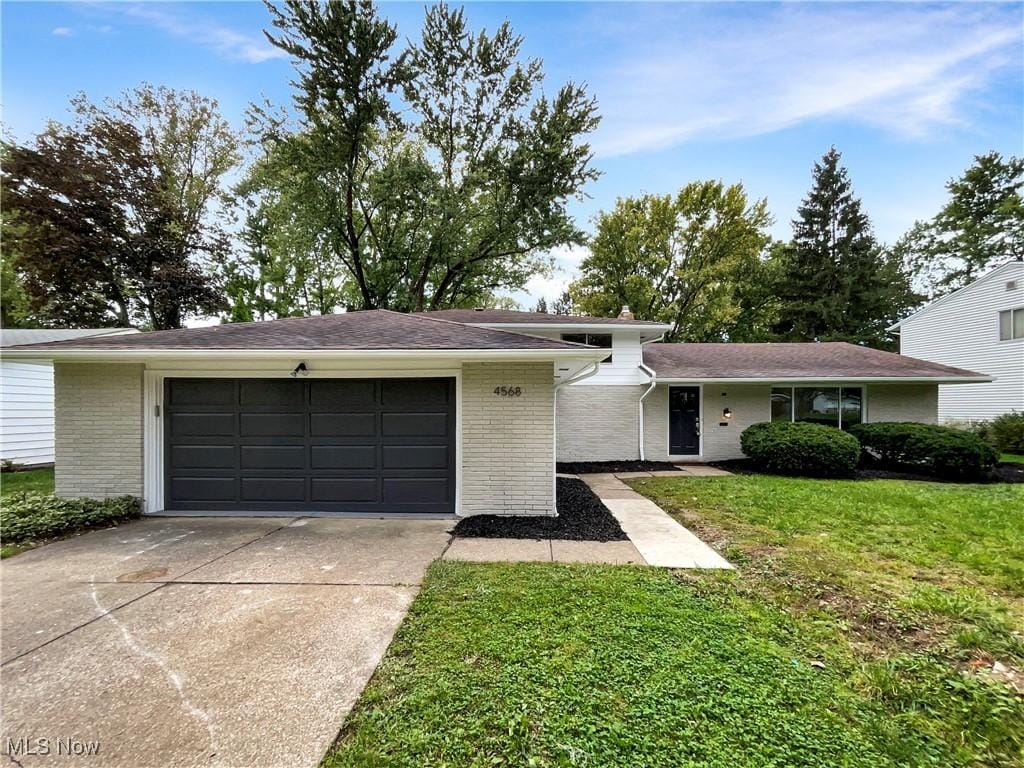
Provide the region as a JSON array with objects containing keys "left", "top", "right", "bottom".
[
  {"left": 890, "top": 260, "right": 1024, "bottom": 423},
  {"left": 4, "top": 309, "right": 987, "bottom": 516},
  {"left": 0, "top": 328, "right": 138, "bottom": 467}
]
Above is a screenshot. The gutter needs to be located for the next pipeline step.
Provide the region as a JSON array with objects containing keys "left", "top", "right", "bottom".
[
  {"left": 0, "top": 348, "right": 613, "bottom": 363},
  {"left": 637, "top": 362, "right": 657, "bottom": 461}
]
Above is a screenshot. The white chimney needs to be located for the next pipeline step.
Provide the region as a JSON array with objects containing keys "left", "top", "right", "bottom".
[{"left": 617, "top": 305, "right": 634, "bottom": 320}]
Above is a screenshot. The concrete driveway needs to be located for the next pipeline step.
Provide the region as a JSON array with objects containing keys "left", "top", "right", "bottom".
[{"left": 1, "top": 516, "right": 452, "bottom": 768}]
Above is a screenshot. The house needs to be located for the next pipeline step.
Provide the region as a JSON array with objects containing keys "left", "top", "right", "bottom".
[
  {"left": 2, "top": 309, "right": 987, "bottom": 516},
  {"left": 889, "top": 260, "right": 1024, "bottom": 423},
  {"left": 0, "top": 328, "right": 138, "bottom": 467}
]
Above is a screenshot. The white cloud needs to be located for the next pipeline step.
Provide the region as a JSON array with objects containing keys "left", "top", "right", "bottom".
[
  {"left": 588, "top": 5, "right": 1021, "bottom": 157},
  {"left": 51, "top": 26, "right": 75, "bottom": 37},
  {"left": 510, "top": 244, "right": 591, "bottom": 308},
  {"left": 112, "top": 4, "right": 286, "bottom": 64}
]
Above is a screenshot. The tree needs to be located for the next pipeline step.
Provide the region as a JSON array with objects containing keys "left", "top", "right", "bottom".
[
  {"left": 1, "top": 86, "right": 238, "bottom": 328},
  {"left": 897, "top": 152, "right": 1024, "bottom": 297},
  {"left": 772, "top": 148, "right": 918, "bottom": 348},
  {"left": 533, "top": 297, "right": 549, "bottom": 313},
  {"left": 252, "top": 1, "right": 599, "bottom": 312},
  {"left": 568, "top": 181, "right": 774, "bottom": 341}
]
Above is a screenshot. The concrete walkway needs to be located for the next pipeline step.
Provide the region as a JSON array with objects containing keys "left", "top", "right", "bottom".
[
  {"left": 444, "top": 537, "right": 643, "bottom": 564},
  {"left": 580, "top": 472, "right": 733, "bottom": 569}
]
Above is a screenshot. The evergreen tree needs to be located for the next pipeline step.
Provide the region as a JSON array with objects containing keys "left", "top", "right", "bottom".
[{"left": 773, "top": 148, "right": 918, "bottom": 349}]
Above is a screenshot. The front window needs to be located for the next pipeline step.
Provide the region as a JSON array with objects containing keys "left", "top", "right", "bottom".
[
  {"left": 771, "top": 386, "right": 863, "bottom": 430},
  {"left": 998, "top": 308, "right": 1024, "bottom": 340},
  {"left": 561, "top": 333, "right": 612, "bottom": 363}
]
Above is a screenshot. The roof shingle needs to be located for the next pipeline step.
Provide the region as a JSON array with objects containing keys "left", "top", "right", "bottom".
[
  {"left": 418, "top": 308, "right": 668, "bottom": 326},
  {"left": 6, "top": 310, "right": 594, "bottom": 352},
  {"left": 643, "top": 342, "right": 989, "bottom": 380}
]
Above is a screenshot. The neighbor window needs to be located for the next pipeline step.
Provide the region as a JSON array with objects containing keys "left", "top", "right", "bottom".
[
  {"left": 561, "top": 333, "right": 612, "bottom": 363},
  {"left": 771, "top": 386, "right": 863, "bottom": 430},
  {"left": 998, "top": 308, "right": 1024, "bottom": 341}
]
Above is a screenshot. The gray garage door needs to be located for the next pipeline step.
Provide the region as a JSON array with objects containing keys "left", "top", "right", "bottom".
[{"left": 164, "top": 377, "right": 455, "bottom": 514}]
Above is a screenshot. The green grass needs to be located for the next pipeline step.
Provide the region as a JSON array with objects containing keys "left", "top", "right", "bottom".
[
  {"left": 1002, "top": 453, "right": 1024, "bottom": 464},
  {"left": 324, "top": 477, "right": 1023, "bottom": 768},
  {"left": 1, "top": 468, "right": 54, "bottom": 497}
]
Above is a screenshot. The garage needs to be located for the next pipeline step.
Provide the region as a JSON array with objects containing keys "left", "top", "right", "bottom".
[{"left": 164, "top": 377, "right": 455, "bottom": 514}]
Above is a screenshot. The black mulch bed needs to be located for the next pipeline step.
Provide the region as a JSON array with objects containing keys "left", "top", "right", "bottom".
[
  {"left": 710, "top": 458, "right": 1024, "bottom": 485},
  {"left": 556, "top": 460, "right": 680, "bottom": 474},
  {"left": 452, "top": 477, "right": 628, "bottom": 542}
]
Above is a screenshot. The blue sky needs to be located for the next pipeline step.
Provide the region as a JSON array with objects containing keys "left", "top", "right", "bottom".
[{"left": 3, "top": 1, "right": 1022, "bottom": 306}]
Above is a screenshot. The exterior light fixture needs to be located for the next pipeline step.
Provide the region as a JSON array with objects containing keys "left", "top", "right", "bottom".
[
  {"left": 722, "top": 407, "right": 732, "bottom": 420},
  {"left": 291, "top": 362, "right": 308, "bottom": 377}
]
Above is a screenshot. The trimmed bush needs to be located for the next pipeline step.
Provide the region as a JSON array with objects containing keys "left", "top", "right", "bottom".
[
  {"left": 740, "top": 421, "right": 861, "bottom": 478},
  {"left": 973, "top": 411, "right": 1024, "bottom": 455},
  {"left": 849, "top": 422, "right": 998, "bottom": 481},
  {"left": 1, "top": 493, "right": 140, "bottom": 544}
]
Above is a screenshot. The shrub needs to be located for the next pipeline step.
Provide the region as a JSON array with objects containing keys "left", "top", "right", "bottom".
[
  {"left": 740, "top": 421, "right": 861, "bottom": 478},
  {"left": 1, "top": 493, "right": 140, "bottom": 544},
  {"left": 974, "top": 411, "right": 1024, "bottom": 455},
  {"left": 849, "top": 422, "right": 998, "bottom": 481}
]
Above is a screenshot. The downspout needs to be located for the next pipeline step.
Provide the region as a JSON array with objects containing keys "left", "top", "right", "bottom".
[
  {"left": 552, "top": 360, "right": 602, "bottom": 515},
  {"left": 638, "top": 361, "right": 657, "bottom": 461}
]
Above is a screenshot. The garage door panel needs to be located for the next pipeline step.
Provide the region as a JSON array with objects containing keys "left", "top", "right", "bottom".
[
  {"left": 311, "top": 413, "right": 376, "bottom": 437},
  {"left": 382, "top": 412, "right": 448, "bottom": 437},
  {"left": 240, "top": 412, "right": 305, "bottom": 437},
  {"left": 382, "top": 379, "right": 449, "bottom": 407},
  {"left": 240, "top": 379, "right": 304, "bottom": 406},
  {"left": 383, "top": 478, "right": 449, "bottom": 505},
  {"left": 165, "top": 377, "right": 454, "bottom": 513},
  {"left": 167, "top": 379, "right": 235, "bottom": 407},
  {"left": 311, "top": 478, "right": 379, "bottom": 503},
  {"left": 171, "top": 445, "right": 236, "bottom": 470},
  {"left": 311, "top": 445, "right": 376, "bottom": 470},
  {"left": 310, "top": 380, "right": 376, "bottom": 407},
  {"left": 171, "top": 476, "right": 236, "bottom": 502},
  {"left": 383, "top": 445, "right": 448, "bottom": 469},
  {"left": 170, "top": 412, "right": 235, "bottom": 437},
  {"left": 241, "top": 477, "right": 306, "bottom": 502},
  {"left": 240, "top": 445, "right": 306, "bottom": 470}
]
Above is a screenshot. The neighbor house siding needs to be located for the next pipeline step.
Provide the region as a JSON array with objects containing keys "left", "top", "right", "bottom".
[
  {"left": 556, "top": 385, "right": 643, "bottom": 462},
  {"left": 54, "top": 363, "right": 144, "bottom": 499},
  {"left": 461, "top": 362, "right": 554, "bottom": 516},
  {"left": 0, "top": 361, "right": 55, "bottom": 466},
  {"left": 866, "top": 383, "right": 938, "bottom": 424},
  {"left": 898, "top": 261, "right": 1023, "bottom": 422}
]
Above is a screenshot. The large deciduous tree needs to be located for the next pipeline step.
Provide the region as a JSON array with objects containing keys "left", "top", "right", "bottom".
[
  {"left": 252, "top": 0, "right": 599, "bottom": 313},
  {"left": 896, "top": 151, "right": 1024, "bottom": 297},
  {"left": 772, "top": 148, "right": 918, "bottom": 349},
  {"left": 568, "top": 181, "right": 775, "bottom": 341},
  {"left": 1, "top": 85, "right": 238, "bottom": 329}
]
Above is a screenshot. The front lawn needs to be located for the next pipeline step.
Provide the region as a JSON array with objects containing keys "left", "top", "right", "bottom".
[
  {"left": 1003, "top": 453, "right": 1024, "bottom": 464},
  {"left": 1, "top": 467, "right": 54, "bottom": 497},
  {"left": 324, "top": 477, "right": 1023, "bottom": 768}
]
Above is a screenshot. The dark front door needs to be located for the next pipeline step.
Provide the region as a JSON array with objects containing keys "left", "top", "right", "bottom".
[
  {"left": 164, "top": 377, "right": 455, "bottom": 514},
  {"left": 668, "top": 386, "right": 700, "bottom": 456}
]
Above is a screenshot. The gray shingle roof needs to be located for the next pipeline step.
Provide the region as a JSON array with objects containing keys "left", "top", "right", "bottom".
[
  {"left": 0, "top": 328, "right": 137, "bottom": 347},
  {"left": 643, "top": 342, "right": 990, "bottom": 380},
  {"left": 418, "top": 309, "right": 668, "bottom": 326},
  {"left": 6, "top": 310, "right": 594, "bottom": 352}
]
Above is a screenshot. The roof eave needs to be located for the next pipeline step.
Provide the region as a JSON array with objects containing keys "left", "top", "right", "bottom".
[
  {"left": 652, "top": 375, "right": 994, "bottom": 384},
  {"left": 1, "top": 347, "right": 611, "bottom": 363}
]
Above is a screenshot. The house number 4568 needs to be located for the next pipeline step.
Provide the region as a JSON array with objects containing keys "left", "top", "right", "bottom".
[{"left": 493, "top": 386, "right": 523, "bottom": 397}]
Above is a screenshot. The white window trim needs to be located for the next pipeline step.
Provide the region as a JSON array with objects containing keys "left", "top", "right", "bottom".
[
  {"left": 665, "top": 383, "right": 704, "bottom": 460},
  {"left": 770, "top": 384, "right": 866, "bottom": 429},
  {"left": 142, "top": 366, "right": 463, "bottom": 516},
  {"left": 998, "top": 307, "right": 1024, "bottom": 341},
  {"left": 560, "top": 332, "right": 613, "bottom": 363}
]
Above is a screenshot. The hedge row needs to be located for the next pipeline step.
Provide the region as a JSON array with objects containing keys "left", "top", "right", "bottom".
[
  {"left": 849, "top": 422, "right": 998, "bottom": 481},
  {"left": 971, "top": 411, "right": 1024, "bottom": 455},
  {"left": 740, "top": 421, "right": 998, "bottom": 481},
  {"left": 740, "top": 421, "right": 861, "bottom": 478},
  {"left": 2, "top": 493, "right": 141, "bottom": 544}
]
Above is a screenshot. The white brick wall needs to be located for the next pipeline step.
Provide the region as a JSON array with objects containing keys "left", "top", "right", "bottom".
[
  {"left": 54, "top": 363, "right": 144, "bottom": 499},
  {"left": 461, "top": 362, "right": 554, "bottom": 516},
  {"left": 557, "top": 385, "right": 644, "bottom": 461},
  {"left": 866, "top": 383, "right": 938, "bottom": 424}
]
